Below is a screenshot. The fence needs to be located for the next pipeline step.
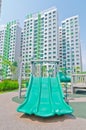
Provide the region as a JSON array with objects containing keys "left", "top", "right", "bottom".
[{"left": 71, "top": 74, "right": 86, "bottom": 94}]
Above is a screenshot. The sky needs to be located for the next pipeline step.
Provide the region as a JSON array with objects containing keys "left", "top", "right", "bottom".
[{"left": 0, "top": 0, "right": 86, "bottom": 71}]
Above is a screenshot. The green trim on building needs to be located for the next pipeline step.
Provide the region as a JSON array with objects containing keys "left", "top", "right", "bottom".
[
  {"left": 36, "top": 13, "right": 41, "bottom": 60},
  {"left": 2, "top": 23, "right": 11, "bottom": 78},
  {"left": 26, "top": 14, "right": 32, "bottom": 19},
  {"left": 2, "top": 21, "right": 17, "bottom": 79}
]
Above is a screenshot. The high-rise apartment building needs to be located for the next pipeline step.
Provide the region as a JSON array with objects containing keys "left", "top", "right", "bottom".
[
  {"left": 59, "top": 27, "right": 63, "bottom": 68},
  {"left": 0, "top": 21, "right": 21, "bottom": 79},
  {"left": 21, "top": 7, "right": 58, "bottom": 79},
  {"left": 59, "top": 16, "right": 82, "bottom": 74},
  {"left": 0, "top": 25, "right": 6, "bottom": 71},
  {"left": 0, "top": 8, "right": 82, "bottom": 79}
]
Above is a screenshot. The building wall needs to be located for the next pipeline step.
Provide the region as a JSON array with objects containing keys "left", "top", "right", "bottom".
[
  {"left": 0, "top": 9, "right": 82, "bottom": 79},
  {"left": 21, "top": 7, "right": 59, "bottom": 79},
  {"left": 59, "top": 27, "right": 63, "bottom": 68},
  {"left": 59, "top": 16, "right": 82, "bottom": 74},
  {"left": 0, "top": 25, "right": 6, "bottom": 76},
  {"left": 0, "top": 21, "right": 21, "bottom": 79}
]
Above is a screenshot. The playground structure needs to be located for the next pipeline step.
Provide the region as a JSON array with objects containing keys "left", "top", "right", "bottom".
[
  {"left": 17, "top": 60, "right": 73, "bottom": 117},
  {"left": 71, "top": 74, "right": 86, "bottom": 94},
  {"left": 59, "top": 71, "right": 71, "bottom": 83}
]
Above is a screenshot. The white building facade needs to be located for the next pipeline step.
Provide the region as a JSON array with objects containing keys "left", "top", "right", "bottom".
[
  {"left": 0, "top": 21, "right": 21, "bottom": 79},
  {"left": 59, "top": 16, "right": 82, "bottom": 74},
  {"left": 0, "top": 25, "right": 6, "bottom": 73},
  {"left": 21, "top": 7, "right": 59, "bottom": 79}
]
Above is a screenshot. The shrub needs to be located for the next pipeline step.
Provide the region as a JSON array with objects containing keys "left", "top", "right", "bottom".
[
  {"left": 0, "top": 80, "right": 18, "bottom": 91},
  {"left": 21, "top": 79, "right": 29, "bottom": 88}
]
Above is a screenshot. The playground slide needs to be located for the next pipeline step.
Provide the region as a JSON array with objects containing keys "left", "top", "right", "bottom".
[
  {"left": 59, "top": 72, "right": 71, "bottom": 82},
  {"left": 17, "top": 75, "right": 73, "bottom": 117}
]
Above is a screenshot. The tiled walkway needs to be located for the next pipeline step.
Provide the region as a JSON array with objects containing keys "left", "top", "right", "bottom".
[{"left": 0, "top": 92, "right": 86, "bottom": 130}]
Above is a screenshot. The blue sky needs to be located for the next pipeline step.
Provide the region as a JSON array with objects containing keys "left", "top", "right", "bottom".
[{"left": 0, "top": 0, "right": 86, "bottom": 71}]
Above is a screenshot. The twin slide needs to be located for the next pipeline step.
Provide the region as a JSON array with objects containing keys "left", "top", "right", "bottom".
[{"left": 17, "top": 74, "right": 73, "bottom": 117}]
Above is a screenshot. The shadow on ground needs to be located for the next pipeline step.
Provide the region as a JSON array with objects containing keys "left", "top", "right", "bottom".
[
  {"left": 76, "top": 90, "right": 86, "bottom": 95},
  {"left": 20, "top": 114, "right": 75, "bottom": 123},
  {"left": 12, "top": 96, "right": 25, "bottom": 104},
  {"left": 12, "top": 93, "right": 86, "bottom": 119}
]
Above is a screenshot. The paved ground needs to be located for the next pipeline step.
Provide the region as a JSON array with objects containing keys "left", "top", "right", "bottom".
[
  {"left": 70, "top": 97, "right": 86, "bottom": 102},
  {"left": 0, "top": 92, "right": 86, "bottom": 130}
]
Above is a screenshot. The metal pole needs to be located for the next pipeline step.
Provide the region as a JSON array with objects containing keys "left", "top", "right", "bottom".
[
  {"left": 64, "top": 60, "right": 68, "bottom": 102},
  {"left": 40, "top": 62, "right": 42, "bottom": 77},
  {"left": 31, "top": 61, "right": 34, "bottom": 75},
  {"left": 55, "top": 63, "right": 57, "bottom": 77},
  {"left": 18, "top": 58, "right": 22, "bottom": 98},
  {"left": 71, "top": 74, "right": 74, "bottom": 94}
]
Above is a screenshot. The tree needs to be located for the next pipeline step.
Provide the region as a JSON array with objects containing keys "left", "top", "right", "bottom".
[
  {"left": 0, "top": 55, "right": 12, "bottom": 79},
  {"left": 74, "top": 66, "right": 80, "bottom": 74},
  {"left": 42, "top": 65, "right": 47, "bottom": 77},
  {"left": 48, "top": 67, "right": 53, "bottom": 77},
  {"left": 60, "top": 67, "right": 66, "bottom": 74},
  {"left": 0, "top": 55, "right": 18, "bottom": 80},
  {"left": 10, "top": 61, "right": 18, "bottom": 80},
  {"left": 25, "top": 62, "right": 31, "bottom": 79},
  {"left": 0, "top": 69, "right": 3, "bottom": 80}
]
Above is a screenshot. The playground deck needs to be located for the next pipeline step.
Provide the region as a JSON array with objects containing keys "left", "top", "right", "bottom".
[{"left": 0, "top": 91, "right": 86, "bottom": 130}]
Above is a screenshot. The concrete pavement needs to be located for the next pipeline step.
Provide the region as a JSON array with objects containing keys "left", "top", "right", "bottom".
[{"left": 0, "top": 92, "right": 86, "bottom": 130}]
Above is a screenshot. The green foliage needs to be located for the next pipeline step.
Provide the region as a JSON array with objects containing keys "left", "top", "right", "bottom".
[
  {"left": 10, "top": 61, "right": 18, "bottom": 80},
  {"left": 25, "top": 63, "right": 30, "bottom": 74},
  {"left": 78, "top": 71, "right": 86, "bottom": 74},
  {"left": 12, "top": 61, "right": 17, "bottom": 67},
  {"left": 0, "top": 80, "right": 18, "bottom": 91},
  {"left": 0, "top": 55, "right": 18, "bottom": 80},
  {"left": 42, "top": 65, "right": 47, "bottom": 76},
  {"left": 60, "top": 67, "right": 68, "bottom": 74},
  {"left": 0, "top": 69, "right": 3, "bottom": 76},
  {"left": 74, "top": 66, "right": 80, "bottom": 73},
  {"left": 21, "top": 79, "right": 29, "bottom": 88}
]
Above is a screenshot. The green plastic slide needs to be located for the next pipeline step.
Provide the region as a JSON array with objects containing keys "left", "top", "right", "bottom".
[
  {"left": 17, "top": 74, "right": 73, "bottom": 117},
  {"left": 59, "top": 72, "right": 71, "bottom": 82}
]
